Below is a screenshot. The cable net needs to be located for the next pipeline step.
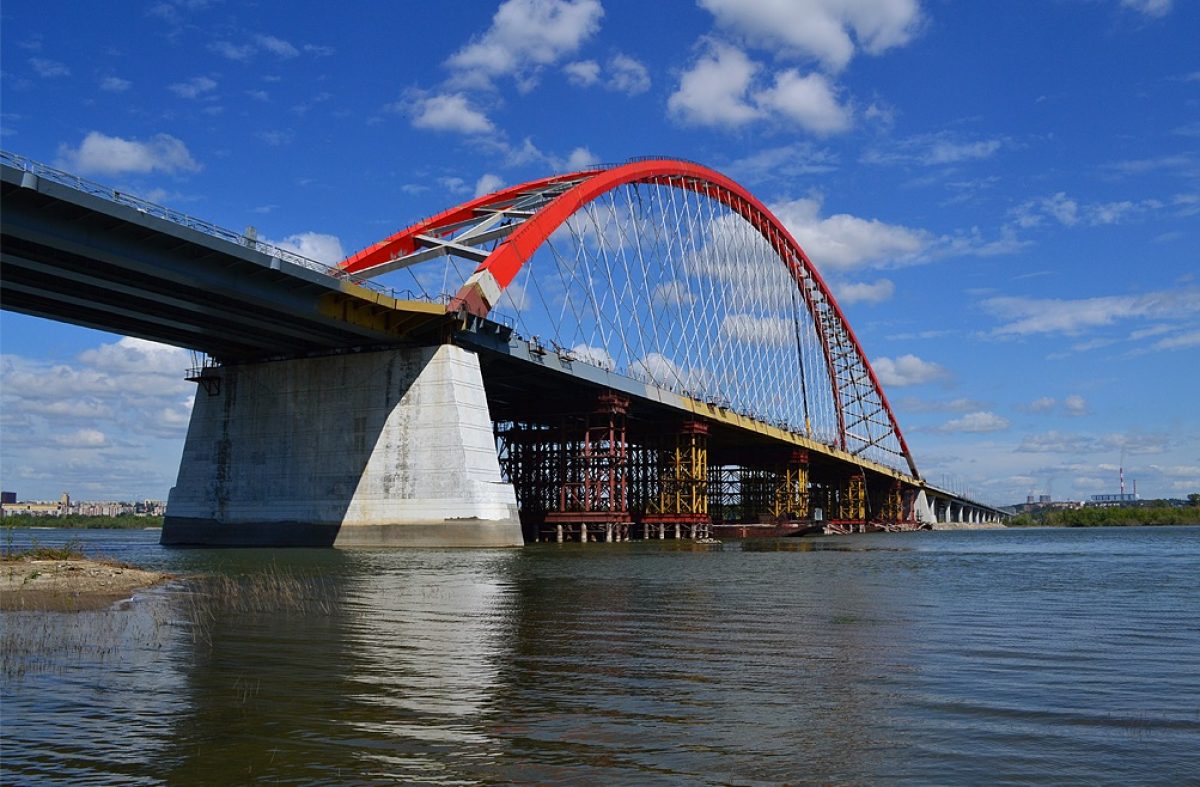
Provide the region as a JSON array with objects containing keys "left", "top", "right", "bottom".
[{"left": 383, "top": 174, "right": 911, "bottom": 473}]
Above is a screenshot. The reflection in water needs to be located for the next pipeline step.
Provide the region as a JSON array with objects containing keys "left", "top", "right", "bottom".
[{"left": 2, "top": 529, "right": 1199, "bottom": 782}]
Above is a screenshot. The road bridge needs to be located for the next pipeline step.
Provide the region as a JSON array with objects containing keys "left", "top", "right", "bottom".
[{"left": 0, "top": 151, "right": 1008, "bottom": 546}]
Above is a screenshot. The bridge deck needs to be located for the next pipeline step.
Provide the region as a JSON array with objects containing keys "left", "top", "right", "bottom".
[{"left": 1, "top": 162, "right": 450, "bottom": 359}]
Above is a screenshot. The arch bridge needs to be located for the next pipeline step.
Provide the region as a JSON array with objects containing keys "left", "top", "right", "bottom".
[{"left": 0, "top": 152, "right": 1007, "bottom": 546}]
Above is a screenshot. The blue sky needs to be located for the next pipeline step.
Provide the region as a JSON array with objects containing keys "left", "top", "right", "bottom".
[{"left": 1, "top": 0, "right": 1197, "bottom": 504}]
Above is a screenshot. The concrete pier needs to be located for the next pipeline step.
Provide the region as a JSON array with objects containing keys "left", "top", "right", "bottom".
[{"left": 162, "top": 345, "right": 522, "bottom": 547}]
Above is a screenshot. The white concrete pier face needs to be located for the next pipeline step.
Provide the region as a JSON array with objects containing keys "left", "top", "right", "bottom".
[{"left": 162, "top": 345, "right": 522, "bottom": 547}]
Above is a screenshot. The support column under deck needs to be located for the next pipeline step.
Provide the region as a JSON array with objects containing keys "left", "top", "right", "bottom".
[{"left": 162, "top": 344, "right": 522, "bottom": 547}]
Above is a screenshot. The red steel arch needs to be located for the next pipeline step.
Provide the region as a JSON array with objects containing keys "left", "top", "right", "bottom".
[{"left": 340, "top": 159, "right": 918, "bottom": 478}]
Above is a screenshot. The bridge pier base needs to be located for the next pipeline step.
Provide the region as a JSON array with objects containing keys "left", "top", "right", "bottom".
[{"left": 162, "top": 345, "right": 523, "bottom": 547}]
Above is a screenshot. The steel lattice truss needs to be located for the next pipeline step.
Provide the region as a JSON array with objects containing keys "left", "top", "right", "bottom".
[{"left": 341, "top": 160, "right": 918, "bottom": 477}]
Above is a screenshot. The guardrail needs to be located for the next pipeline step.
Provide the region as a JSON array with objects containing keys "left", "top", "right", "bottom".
[{"left": 0, "top": 149, "right": 448, "bottom": 305}]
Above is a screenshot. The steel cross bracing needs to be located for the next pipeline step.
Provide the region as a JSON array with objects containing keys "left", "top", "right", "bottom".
[{"left": 340, "top": 159, "right": 919, "bottom": 479}]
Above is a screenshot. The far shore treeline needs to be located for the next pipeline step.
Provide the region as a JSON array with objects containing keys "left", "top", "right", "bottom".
[
  {"left": 1008, "top": 503, "right": 1200, "bottom": 528},
  {"left": 1, "top": 514, "right": 163, "bottom": 529}
]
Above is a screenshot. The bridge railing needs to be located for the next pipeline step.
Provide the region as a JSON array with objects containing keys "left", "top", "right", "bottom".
[{"left": 0, "top": 150, "right": 450, "bottom": 306}]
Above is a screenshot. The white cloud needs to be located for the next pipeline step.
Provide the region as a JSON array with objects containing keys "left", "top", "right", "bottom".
[
  {"left": 863, "top": 132, "right": 1006, "bottom": 166},
  {"left": 565, "top": 146, "right": 599, "bottom": 169},
  {"left": 754, "top": 69, "right": 851, "bottom": 135},
  {"left": 1012, "top": 192, "right": 1162, "bottom": 228},
  {"left": 1018, "top": 431, "right": 1169, "bottom": 455},
  {"left": 564, "top": 59, "right": 600, "bottom": 86},
  {"left": 29, "top": 57, "right": 70, "bottom": 78},
  {"left": 1026, "top": 396, "right": 1056, "bottom": 413},
  {"left": 835, "top": 278, "right": 894, "bottom": 305},
  {"left": 570, "top": 344, "right": 614, "bottom": 369},
  {"left": 769, "top": 196, "right": 925, "bottom": 270},
  {"left": 210, "top": 40, "right": 255, "bottom": 61},
  {"left": 474, "top": 172, "right": 504, "bottom": 197},
  {"left": 100, "top": 76, "right": 131, "bottom": 92},
  {"left": 438, "top": 176, "right": 470, "bottom": 194},
  {"left": 725, "top": 143, "right": 839, "bottom": 183},
  {"left": 668, "top": 42, "right": 761, "bottom": 128},
  {"left": 983, "top": 287, "right": 1200, "bottom": 336},
  {"left": 1064, "top": 394, "right": 1088, "bottom": 416},
  {"left": 607, "top": 53, "right": 650, "bottom": 95},
  {"left": 564, "top": 54, "right": 651, "bottom": 94},
  {"left": 720, "top": 313, "right": 793, "bottom": 346},
  {"left": 411, "top": 93, "right": 495, "bottom": 134},
  {"left": 0, "top": 339, "right": 196, "bottom": 499},
  {"left": 255, "top": 33, "right": 299, "bottom": 59},
  {"left": 54, "top": 428, "right": 110, "bottom": 448},
  {"left": 55, "top": 131, "right": 201, "bottom": 176},
  {"left": 446, "top": 0, "right": 603, "bottom": 89},
  {"left": 267, "top": 232, "right": 345, "bottom": 265},
  {"left": 1120, "top": 0, "right": 1172, "bottom": 17},
  {"left": 872, "top": 354, "right": 948, "bottom": 387},
  {"left": 168, "top": 76, "right": 217, "bottom": 99},
  {"left": 670, "top": 43, "right": 853, "bottom": 134},
  {"left": 939, "top": 411, "right": 1010, "bottom": 433},
  {"left": 1153, "top": 329, "right": 1200, "bottom": 350},
  {"left": 698, "top": 0, "right": 923, "bottom": 72}
]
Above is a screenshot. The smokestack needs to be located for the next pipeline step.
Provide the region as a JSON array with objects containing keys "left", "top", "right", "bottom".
[
  {"left": 1120, "top": 466, "right": 1125, "bottom": 496},
  {"left": 1133, "top": 479, "right": 1137, "bottom": 498}
]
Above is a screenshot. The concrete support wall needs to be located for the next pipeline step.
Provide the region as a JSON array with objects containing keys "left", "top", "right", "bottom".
[{"left": 163, "top": 345, "right": 522, "bottom": 547}]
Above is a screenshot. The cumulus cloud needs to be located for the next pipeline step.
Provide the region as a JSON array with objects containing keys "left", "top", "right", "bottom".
[
  {"left": 698, "top": 0, "right": 924, "bottom": 72},
  {"left": 266, "top": 232, "right": 346, "bottom": 265},
  {"left": 835, "top": 278, "right": 895, "bottom": 305},
  {"left": 669, "top": 42, "right": 852, "bottom": 134},
  {"left": 939, "top": 411, "right": 1010, "bottom": 433},
  {"left": 872, "top": 354, "right": 948, "bottom": 386},
  {"left": 54, "top": 428, "right": 110, "bottom": 448},
  {"left": 769, "top": 196, "right": 925, "bottom": 270},
  {"left": 564, "top": 53, "right": 651, "bottom": 94},
  {"left": 720, "top": 313, "right": 793, "bottom": 346},
  {"left": 564, "top": 59, "right": 601, "bottom": 86},
  {"left": 411, "top": 93, "right": 495, "bottom": 134},
  {"left": 565, "top": 146, "right": 599, "bottom": 169},
  {"left": 1064, "top": 394, "right": 1088, "bottom": 416},
  {"left": 1026, "top": 396, "right": 1056, "bottom": 413},
  {"left": 474, "top": 172, "right": 504, "bottom": 197},
  {"left": 55, "top": 131, "right": 201, "bottom": 176},
  {"left": 0, "top": 338, "right": 196, "bottom": 498},
  {"left": 447, "top": 0, "right": 604, "bottom": 90},
  {"left": 668, "top": 41, "right": 761, "bottom": 128},
  {"left": 755, "top": 69, "right": 851, "bottom": 134},
  {"left": 607, "top": 53, "right": 651, "bottom": 94}
]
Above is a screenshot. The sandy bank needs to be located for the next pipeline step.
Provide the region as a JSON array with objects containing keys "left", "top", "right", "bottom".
[{"left": 0, "top": 557, "right": 171, "bottom": 612}]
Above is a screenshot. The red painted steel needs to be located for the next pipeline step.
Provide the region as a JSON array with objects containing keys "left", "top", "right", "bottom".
[{"left": 341, "top": 159, "right": 917, "bottom": 478}]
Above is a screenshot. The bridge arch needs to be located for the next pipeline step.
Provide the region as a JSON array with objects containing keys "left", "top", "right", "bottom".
[{"left": 340, "top": 159, "right": 917, "bottom": 477}]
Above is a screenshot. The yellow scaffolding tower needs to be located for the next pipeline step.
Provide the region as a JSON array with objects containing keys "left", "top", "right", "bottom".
[
  {"left": 839, "top": 472, "right": 866, "bottom": 522},
  {"left": 771, "top": 450, "right": 810, "bottom": 520}
]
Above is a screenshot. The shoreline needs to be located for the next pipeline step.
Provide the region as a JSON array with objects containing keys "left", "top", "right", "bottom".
[{"left": 1, "top": 557, "right": 172, "bottom": 612}]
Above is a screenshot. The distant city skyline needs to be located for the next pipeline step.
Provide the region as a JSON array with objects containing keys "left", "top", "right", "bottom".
[{"left": 1, "top": 1, "right": 1197, "bottom": 503}]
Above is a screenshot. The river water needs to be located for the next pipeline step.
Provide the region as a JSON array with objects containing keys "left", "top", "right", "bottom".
[{"left": 2, "top": 526, "right": 1198, "bottom": 784}]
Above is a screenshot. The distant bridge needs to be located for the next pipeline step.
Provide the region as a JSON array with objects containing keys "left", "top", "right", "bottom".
[{"left": 0, "top": 151, "right": 1008, "bottom": 546}]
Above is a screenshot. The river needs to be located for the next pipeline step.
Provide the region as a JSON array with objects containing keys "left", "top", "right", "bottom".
[{"left": 2, "top": 526, "right": 1198, "bottom": 784}]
